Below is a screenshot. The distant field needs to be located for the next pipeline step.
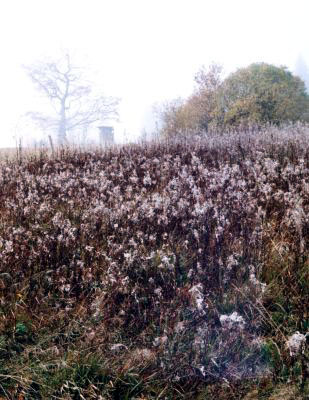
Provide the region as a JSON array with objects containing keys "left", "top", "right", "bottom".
[
  {"left": 0, "top": 144, "right": 117, "bottom": 160},
  {"left": 0, "top": 147, "right": 37, "bottom": 160},
  {"left": 0, "top": 147, "right": 16, "bottom": 156}
]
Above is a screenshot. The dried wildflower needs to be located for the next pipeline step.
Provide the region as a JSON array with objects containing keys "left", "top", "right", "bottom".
[
  {"left": 189, "top": 284, "right": 206, "bottom": 312},
  {"left": 85, "top": 245, "right": 94, "bottom": 252},
  {"left": 154, "top": 287, "right": 162, "bottom": 297},
  {"left": 4, "top": 241, "right": 13, "bottom": 253},
  {"left": 153, "top": 335, "right": 168, "bottom": 347},
  {"left": 198, "top": 365, "right": 206, "bottom": 376},
  {"left": 285, "top": 332, "right": 307, "bottom": 357},
  {"left": 249, "top": 265, "right": 267, "bottom": 294},
  {"left": 110, "top": 343, "right": 128, "bottom": 353},
  {"left": 174, "top": 321, "right": 186, "bottom": 333},
  {"left": 143, "top": 174, "right": 152, "bottom": 186},
  {"left": 220, "top": 312, "right": 246, "bottom": 330}
]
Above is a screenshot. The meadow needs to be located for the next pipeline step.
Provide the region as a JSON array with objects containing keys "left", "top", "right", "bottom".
[{"left": 0, "top": 124, "right": 308, "bottom": 399}]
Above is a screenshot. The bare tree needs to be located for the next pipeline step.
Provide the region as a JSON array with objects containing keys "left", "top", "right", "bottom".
[{"left": 24, "top": 53, "right": 119, "bottom": 144}]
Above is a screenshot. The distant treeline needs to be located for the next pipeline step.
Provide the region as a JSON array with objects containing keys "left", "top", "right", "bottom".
[{"left": 159, "top": 63, "right": 309, "bottom": 137}]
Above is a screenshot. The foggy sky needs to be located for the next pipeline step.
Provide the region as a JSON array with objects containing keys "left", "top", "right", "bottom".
[{"left": 1, "top": 0, "right": 309, "bottom": 147}]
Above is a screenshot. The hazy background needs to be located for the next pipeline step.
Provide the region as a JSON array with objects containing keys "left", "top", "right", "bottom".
[{"left": 1, "top": 0, "right": 309, "bottom": 147}]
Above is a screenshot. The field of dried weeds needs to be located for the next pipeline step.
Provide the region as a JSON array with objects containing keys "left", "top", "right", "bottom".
[{"left": 0, "top": 125, "right": 308, "bottom": 398}]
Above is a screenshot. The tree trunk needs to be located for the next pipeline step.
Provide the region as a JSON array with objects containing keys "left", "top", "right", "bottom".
[{"left": 58, "top": 103, "right": 67, "bottom": 145}]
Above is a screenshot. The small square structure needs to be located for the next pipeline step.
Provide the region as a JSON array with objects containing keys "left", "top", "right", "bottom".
[{"left": 98, "top": 126, "right": 114, "bottom": 145}]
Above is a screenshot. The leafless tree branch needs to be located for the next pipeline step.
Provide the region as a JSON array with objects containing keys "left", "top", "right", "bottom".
[{"left": 24, "top": 53, "right": 120, "bottom": 144}]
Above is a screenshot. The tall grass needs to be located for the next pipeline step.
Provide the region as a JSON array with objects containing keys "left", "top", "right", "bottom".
[{"left": 0, "top": 124, "right": 308, "bottom": 398}]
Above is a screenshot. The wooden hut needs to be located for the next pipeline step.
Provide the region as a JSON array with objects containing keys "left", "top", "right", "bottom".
[{"left": 98, "top": 126, "right": 114, "bottom": 145}]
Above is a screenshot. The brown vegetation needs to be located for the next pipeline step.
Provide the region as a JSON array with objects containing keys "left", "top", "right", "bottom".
[{"left": 0, "top": 124, "right": 308, "bottom": 398}]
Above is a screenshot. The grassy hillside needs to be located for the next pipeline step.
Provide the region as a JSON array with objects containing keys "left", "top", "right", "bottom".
[{"left": 0, "top": 125, "right": 308, "bottom": 399}]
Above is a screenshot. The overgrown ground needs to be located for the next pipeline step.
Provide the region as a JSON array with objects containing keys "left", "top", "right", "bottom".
[{"left": 0, "top": 125, "right": 308, "bottom": 399}]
